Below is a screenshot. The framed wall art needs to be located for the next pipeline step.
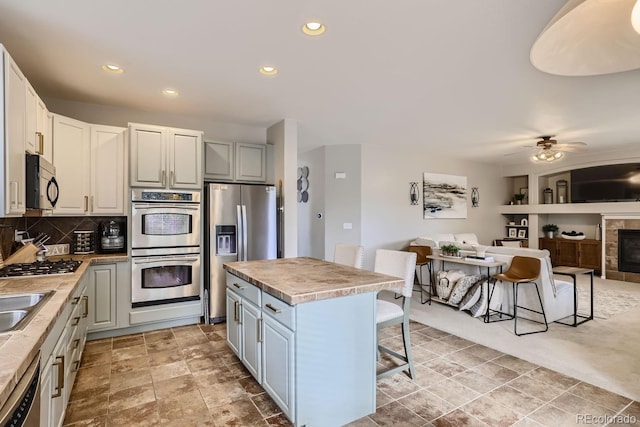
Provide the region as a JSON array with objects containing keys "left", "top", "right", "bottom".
[{"left": 423, "top": 173, "right": 467, "bottom": 219}]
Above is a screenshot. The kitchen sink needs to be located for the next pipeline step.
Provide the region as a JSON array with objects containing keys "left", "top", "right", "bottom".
[
  {"left": 0, "top": 291, "right": 54, "bottom": 333},
  {"left": 0, "top": 310, "right": 28, "bottom": 331}
]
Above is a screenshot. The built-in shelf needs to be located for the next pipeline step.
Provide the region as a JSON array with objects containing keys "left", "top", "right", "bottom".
[{"left": 499, "top": 202, "right": 640, "bottom": 215}]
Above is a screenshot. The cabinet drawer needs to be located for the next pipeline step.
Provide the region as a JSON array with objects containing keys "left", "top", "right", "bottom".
[
  {"left": 226, "top": 273, "right": 261, "bottom": 306},
  {"left": 262, "top": 292, "right": 295, "bottom": 331}
]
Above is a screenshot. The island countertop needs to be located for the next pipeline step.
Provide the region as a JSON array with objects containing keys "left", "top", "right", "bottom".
[{"left": 223, "top": 257, "right": 404, "bottom": 305}]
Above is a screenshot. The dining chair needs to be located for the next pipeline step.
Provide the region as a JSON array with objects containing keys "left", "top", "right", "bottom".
[
  {"left": 374, "top": 249, "right": 417, "bottom": 379},
  {"left": 333, "top": 243, "right": 364, "bottom": 268},
  {"left": 408, "top": 245, "right": 432, "bottom": 304},
  {"left": 488, "top": 255, "right": 548, "bottom": 336}
]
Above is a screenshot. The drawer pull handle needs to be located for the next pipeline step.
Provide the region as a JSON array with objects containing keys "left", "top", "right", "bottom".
[
  {"left": 82, "top": 295, "right": 89, "bottom": 318},
  {"left": 234, "top": 300, "right": 239, "bottom": 322},
  {"left": 52, "top": 356, "right": 65, "bottom": 398},
  {"left": 72, "top": 297, "right": 80, "bottom": 305},
  {"left": 238, "top": 302, "right": 242, "bottom": 325},
  {"left": 74, "top": 360, "right": 81, "bottom": 371},
  {"left": 233, "top": 283, "right": 245, "bottom": 290},
  {"left": 72, "top": 316, "right": 80, "bottom": 326},
  {"left": 257, "top": 318, "right": 263, "bottom": 343},
  {"left": 73, "top": 338, "right": 80, "bottom": 349},
  {"left": 266, "top": 303, "right": 282, "bottom": 313}
]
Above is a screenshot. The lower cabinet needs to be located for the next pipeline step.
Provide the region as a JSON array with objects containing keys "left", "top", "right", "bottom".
[
  {"left": 539, "top": 238, "right": 602, "bottom": 271},
  {"left": 87, "top": 264, "right": 117, "bottom": 331},
  {"left": 226, "top": 274, "right": 294, "bottom": 420},
  {"left": 225, "top": 271, "right": 377, "bottom": 426},
  {"left": 40, "top": 276, "right": 89, "bottom": 427}
]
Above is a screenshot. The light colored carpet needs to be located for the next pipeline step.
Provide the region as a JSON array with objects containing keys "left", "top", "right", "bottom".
[
  {"left": 403, "top": 274, "right": 640, "bottom": 402},
  {"left": 577, "top": 283, "right": 640, "bottom": 319}
]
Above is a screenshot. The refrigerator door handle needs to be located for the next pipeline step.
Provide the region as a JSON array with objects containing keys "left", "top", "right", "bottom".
[
  {"left": 236, "top": 204, "right": 243, "bottom": 261},
  {"left": 241, "top": 205, "right": 248, "bottom": 261}
]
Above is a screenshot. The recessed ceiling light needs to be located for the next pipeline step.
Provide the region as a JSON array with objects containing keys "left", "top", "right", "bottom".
[
  {"left": 102, "top": 64, "right": 123, "bottom": 73},
  {"left": 162, "top": 89, "right": 179, "bottom": 96},
  {"left": 302, "top": 21, "right": 326, "bottom": 36},
  {"left": 259, "top": 66, "right": 278, "bottom": 76}
]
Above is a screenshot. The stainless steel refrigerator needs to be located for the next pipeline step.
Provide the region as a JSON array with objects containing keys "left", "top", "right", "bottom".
[{"left": 205, "top": 183, "right": 277, "bottom": 323}]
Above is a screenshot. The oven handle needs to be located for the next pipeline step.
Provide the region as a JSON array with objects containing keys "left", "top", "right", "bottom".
[
  {"left": 133, "top": 257, "right": 199, "bottom": 264},
  {"left": 132, "top": 203, "right": 200, "bottom": 210}
]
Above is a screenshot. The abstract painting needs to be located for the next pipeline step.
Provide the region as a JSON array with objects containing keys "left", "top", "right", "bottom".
[{"left": 423, "top": 173, "right": 467, "bottom": 219}]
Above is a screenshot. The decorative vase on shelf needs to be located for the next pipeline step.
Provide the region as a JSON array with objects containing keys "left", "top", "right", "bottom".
[{"left": 546, "top": 231, "right": 554, "bottom": 239}]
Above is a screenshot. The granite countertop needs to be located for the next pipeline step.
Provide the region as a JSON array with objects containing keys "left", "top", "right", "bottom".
[
  {"left": 224, "top": 257, "right": 404, "bottom": 305},
  {"left": 0, "top": 253, "right": 129, "bottom": 410}
]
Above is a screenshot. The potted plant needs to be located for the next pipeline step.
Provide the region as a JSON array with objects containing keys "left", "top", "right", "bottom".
[
  {"left": 440, "top": 243, "right": 461, "bottom": 257},
  {"left": 514, "top": 193, "right": 526, "bottom": 205},
  {"left": 542, "top": 224, "right": 559, "bottom": 239}
]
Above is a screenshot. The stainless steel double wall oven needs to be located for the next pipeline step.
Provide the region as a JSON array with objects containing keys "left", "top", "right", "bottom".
[{"left": 131, "top": 189, "right": 201, "bottom": 307}]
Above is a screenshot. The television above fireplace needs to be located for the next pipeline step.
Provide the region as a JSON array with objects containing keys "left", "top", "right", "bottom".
[{"left": 571, "top": 163, "right": 640, "bottom": 203}]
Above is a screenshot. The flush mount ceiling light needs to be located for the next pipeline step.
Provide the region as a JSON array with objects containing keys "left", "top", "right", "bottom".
[
  {"left": 162, "top": 88, "right": 179, "bottom": 96},
  {"left": 302, "top": 21, "right": 326, "bottom": 36},
  {"left": 259, "top": 65, "right": 278, "bottom": 76},
  {"left": 101, "top": 64, "right": 123, "bottom": 74},
  {"left": 531, "top": 0, "right": 640, "bottom": 76}
]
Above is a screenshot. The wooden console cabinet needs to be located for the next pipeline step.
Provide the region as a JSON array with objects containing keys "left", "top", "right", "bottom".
[{"left": 539, "top": 238, "right": 601, "bottom": 271}]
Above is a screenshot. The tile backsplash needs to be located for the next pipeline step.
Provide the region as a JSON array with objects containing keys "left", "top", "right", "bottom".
[{"left": 0, "top": 216, "right": 127, "bottom": 248}]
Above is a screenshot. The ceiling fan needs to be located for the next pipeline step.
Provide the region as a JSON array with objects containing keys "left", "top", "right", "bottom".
[{"left": 530, "top": 136, "right": 587, "bottom": 162}]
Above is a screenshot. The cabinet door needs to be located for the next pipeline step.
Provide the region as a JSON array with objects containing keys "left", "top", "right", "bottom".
[
  {"left": 52, "top": 114, "right": 90, "bottom": 215},
  {"left": 262, "top": 314, "right": 295, "bottom": 420},
  {"left": 40, "top": 355, "right": 54, "bottom": 427},
  {"left": 557, "top": 240, "right": 579, "bottom": 267},
  {"left": 169, "top": 128, "right": 202, "bottom": 189},
  {"left": 38, "top": 98, "right": 53, "bottom": 163},
  {"left": 538, "top": 238, "right": 557, "bottom": 265},
  {"left": 129, "top": 123, "right": 166, "bottom": 188},
  {"left": 579, "top": 240, "right": 601, "bottom": 270},
  {"left": 90, "top": 125, "right": 126, "bottom": 215},
  {"left": 87, "top": 264, "right": 117, "bottom": 331},
  {"left": 241, "top": 300, "right": 262, "bottom": 383},
  {"left": 235, "top": 143, "right": 266, "bottom": 182},
  {"left": 4, "top": 50, "right": 26, "bottom": 215},
  {"left": 25, "top": 81, "right": 38, "bottom": 154},
  {"left": 204, "top": 140, "right": 234, "bottom": 181},
  {"left": 226, "top": 289, "right": 242, "bottom": 357}
]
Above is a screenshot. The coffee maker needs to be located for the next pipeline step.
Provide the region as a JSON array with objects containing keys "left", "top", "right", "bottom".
[{"left": 99, "top": 220, "right": 125, "bottom": 253}]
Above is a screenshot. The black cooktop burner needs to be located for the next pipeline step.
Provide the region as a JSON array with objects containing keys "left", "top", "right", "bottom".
[{"left": 0, "top": 259, "right": 83, "bottom": 278}]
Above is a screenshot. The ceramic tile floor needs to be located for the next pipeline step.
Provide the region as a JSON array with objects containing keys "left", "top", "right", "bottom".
[{"left": 62, "top": 321, "right": 640, "bottom": 427}]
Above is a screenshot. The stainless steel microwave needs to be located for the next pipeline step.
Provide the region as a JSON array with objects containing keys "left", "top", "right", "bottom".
[{"left": 25, "top": 154, "right": 59, "bottom": 210}]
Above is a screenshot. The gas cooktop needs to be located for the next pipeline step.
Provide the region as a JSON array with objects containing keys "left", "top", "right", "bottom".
[{"left": 0, "top": 259, "right": 83, "bottom": 278}]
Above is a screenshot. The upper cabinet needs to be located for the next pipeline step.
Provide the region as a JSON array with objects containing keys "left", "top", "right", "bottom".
[
  {"left": 2, "top": 47, "right": 26, "bottom": 216},
  {"left": 53, "top": 114, "right": 127, "bottom": 216},
  {"left": 204, "top": 140, "right": 267, "bottom": 183},
  {"left": 26, "top": 83, "right": 52, "bottom": 162},
  {"left": 130, "top": 123, "right": 202, "bottom": 189}
]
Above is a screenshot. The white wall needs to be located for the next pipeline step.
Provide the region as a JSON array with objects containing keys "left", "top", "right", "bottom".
[
  {"left": 267, "top": 119, "right": 298, "bottom": 258},
  {"left": 361, "top": 145, "right": 506, "bottom": 269},
  {"left": 298, "top": 148, "right": 325, "bottom": 258},
  {"left": 44, "top": 97, "right": 267, "bottom": 143}
]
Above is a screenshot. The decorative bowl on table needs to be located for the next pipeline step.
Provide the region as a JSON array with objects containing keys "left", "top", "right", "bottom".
[{"left": 561, "top": 231, "right": 586, "bottom": 240}]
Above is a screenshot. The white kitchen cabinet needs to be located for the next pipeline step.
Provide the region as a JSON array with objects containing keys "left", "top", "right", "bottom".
[
  {"left": 235, "top": 142, "right": 266, "bottom": 182},
  {"left": 2, "top": 47, "right": 26, "bottom": 216},
  {"left": 204, "top": 141, "right": 267, "bottom": 183},
  {"left": 90, "top": 125, "right": 127, "bottom": 215},
  {"left": 241, "top": 298, "right": 262, "bottom": 381},
  {"left": 40, "top": 276, "right": 88, "bottom": 427},
  {"left": 87, "top": 263, "right": 117, "bottom": 331},
  {"left": 262, "top": 313, "right": 295, "bottom": 420},
  {"left": 38, "top": 97, "right": 53, "bottom": 163},
  {"left": 204, "top": 140, "right": 234, "bottom": 181},
  {"left": 53, "top": 116, "right": 127, "bottom": 216},
  {"left": 130, "top": 123, "right": 202, "bottom": 189},
  {"left": 226, "top": 289, "right": 242, "bottom": 356},
  {"left": 52, "top": 114, "right": 90, "bottom": 215},
  {"left": 25, "top": 81, "right": 37, "bottom": 154}
]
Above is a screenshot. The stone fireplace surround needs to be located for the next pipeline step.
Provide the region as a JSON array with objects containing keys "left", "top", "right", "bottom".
[{"left": 604, "top": 216, "right": 640, "bottom": 283}]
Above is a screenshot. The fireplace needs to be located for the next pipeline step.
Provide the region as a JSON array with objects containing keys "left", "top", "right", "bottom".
[{"left": 618, "top": 229, "right": 640, "bottom": 273}]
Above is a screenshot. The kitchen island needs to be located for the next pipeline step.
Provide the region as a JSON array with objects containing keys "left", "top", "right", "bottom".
[{"left": 224, "top": 257, "right": 404, "bottom": 427}]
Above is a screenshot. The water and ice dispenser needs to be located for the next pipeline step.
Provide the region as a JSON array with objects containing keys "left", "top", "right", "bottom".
[{"left": 215, "top": 225, "right": 237, "bottom": 255}]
